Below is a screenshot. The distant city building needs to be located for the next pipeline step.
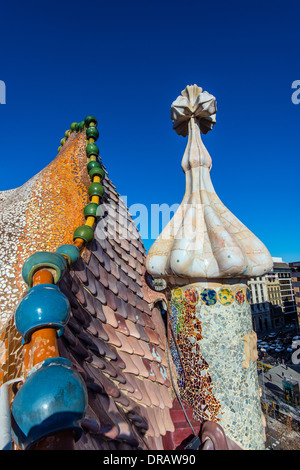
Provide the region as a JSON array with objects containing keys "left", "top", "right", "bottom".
[
  {"left": 248, "top": 275, "right": 272, "bottom": 333},
  {"left": 265, "top": 269, "right": 285, "bottom": 331},
  {"left": 248, "top": 257, "right": 298, "bottom": 335},
  {"left": 289, "top": 261, "right": 300, "bottom": 328},
  {"left": 272, "top": 257, "right": 297, "bottom": 321}
]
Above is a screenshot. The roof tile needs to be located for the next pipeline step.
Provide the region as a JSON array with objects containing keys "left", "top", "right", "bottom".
[
  {"left": 73, "top": 257, "right": 88, "bottom": 283},
  {"left": 123, "top": 374, "right": 143, "bottom": 401},
  {"left": 94, "top": 227, "right": 110, "bottom": 252},
  {"left": 117, "top": 351, "right": 139, "bottom": 375},
  {"left": 114, "top": 391, "right": 130, "bottom": 408},
  {"left": 97, "top": 370, "right": 121, "bottom": 399},
  {"left": 139, "top": 407, "right": 155, "bottom": 438},
  {"left": 147, "top": 343, "right": 163, "bottom": 363},
  {"left": 81, "top": 405, "right": 101, "bottom": 434},
  {"left": 118, "top": 268, "right": 129, "bottom": 287},
  {"left": 125, "top": 319, "right": 141, "bottom": 339},
  {"left": 86, "top": 268, "right": 98, "bottom": 295},
  {"left": 126, "top": 408, "right": 148, "bottom": 433},
  {"left": 143, "top": 379, "right": 161, "bottom": 408},
  {"left": 109, "top": 346, "right": 126, "bottom": 370},
  {"left": 142, "top": 358, "right": 157, "bottom": 381},
  {"left": 101, "top": 304, "right": 118, "bottom": 328},
  {"left": 91, "top": 241, "right": 105, "bottom": 265},
  {"left": 133, "top": 308, "right": 146, "bottom": 327},
  {"left": 135, "top": 324, "right": 150, "bottom": 343},
  {"left": 105, "top": 397, "right": 139, "bottom": 447},
  {"left": 152, "top": 362, "right": 168, "bottom": 386},
  {"left": 86, "top": 316, "right": 109, "bottom": 341},
  {"left": 89, "top": 335, "right": 118, "bottom": 361},
  {"left": 124, "top": 335, "right": 146, "bottom": 357},
  {"left": 101, "top": 323, "right": 122, "bottom": 347},
  {"left": 71, "top": 277, "right": 86, "bottom": 304},
  {"left": 81, "top": 289, "right": 97, "bottom": 316},
  {"left": 154, "top": 407, "right": 167, "bottom": 436},
  {"left": 126, "top": 289, "right": 136, "bottom": 307},
  {"left": 107, "top": 272, "right": 119, "bottom": 295},
  {"left": 98, "top": 262, "right": 109, "bottom": 288},
  {"left": 94, "top": 278, "right": 107, "bottom": 304},
  {"left": 116, "top": 375, "right": 135, "bottom": 394},
  {"left": 88, "top": 391, "right": 120, "bottom": 439},
  {"left": 134, "top": 295, "right": 145, "bottom": 310},
  {"left": 114, "top": 297, "right": 129, "bottom": 319},
  {"left": 86, "top": 354, "right": 106, "bottom": 371},
  {"left": 86, "top": 253, "right": 100, "bottom": 279},
  {"left": 100, "top": 250, "right": 112, "bottom": 273},
  {"left": 130, "top": 354, "right": 150, "bottom": 378},
  {"left": 145, "top": 327, "right": 161, "bottom": 345},
  {"left": 127, "top": 266, "right": 137, "bottom": 282},
  {"left": 138, "top": 340, "right": 154, "bottom": 360},
  {"left": 141, "top": 312, "right": 155, "bottom": 329},
  {"left": 117, "top": 281, "right": 128, "bottom": 302},
  {"left": 115, "top": 313, "right": 130, "bottom": 336},
  {"left": 134, "top": 378, "right": 152, "bottom": 407},
  {"left": 115, "top": 331, "right": 134, "bottom": 354},
  {"left": 159, "top": 384, "right": 173, "bottom": 409},
  {"left": 104, "top": 288, "right": 117, "bottom": 311},
  {"left": 110, "top": 260, "right": 120, "bottom": 280}
]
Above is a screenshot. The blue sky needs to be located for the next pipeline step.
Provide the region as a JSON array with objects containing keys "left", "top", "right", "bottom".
[{"left": 0, "top": 0, "right": 299, "bottom": 262}]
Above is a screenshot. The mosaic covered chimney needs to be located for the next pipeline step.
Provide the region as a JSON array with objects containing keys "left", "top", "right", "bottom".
[{"left": 146, "top": 84, "right": 273, "bottom": 450}]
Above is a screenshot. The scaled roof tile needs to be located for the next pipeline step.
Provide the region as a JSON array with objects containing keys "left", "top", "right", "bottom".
[
  {"left": 129, "top": 354, "right": 150, "bottom": 379},
  {"left": 125, "top": 319, "right": 141, "bottom": 339},
  {"left": 117, "top": 331, "right": 135, "bottom": 354},
  {"left": 122, "top": 373, "right": 144, "bottom": 401},
  {"left": 101, "top": 323, "right": 122, "bottom": 348},
  {"left": 101, "top": 304, "right": 118, "bottom": 328},
  {"left": 114, "top": 313, "right": 130, "bottom": 336},
  {"left": 134, "top": 378, "right": 152, "bottom": 407},
  {"left": 125, "top": 334, "right": 147, "bottom": 357}
]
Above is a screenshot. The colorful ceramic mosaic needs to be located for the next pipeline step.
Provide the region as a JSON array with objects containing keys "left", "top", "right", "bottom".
[
  {"left": 169, "top": 289, "right": 221, "bottom": 423},
  {"left": 218, "top": 288, "right": 234, "bottom": 306},
  {"left": 172, "top": 288, "right": 183, "bottom": 303},
  {"left": 168, "top": 281, "right": 265, "bottom": 450},
  {"left": 0, "top": 314, "right": 23, "bottom": 385},
  {"left": 200, "top": 288, "right": 217, "bottom": 306},
  {"left": 235, "top": 287, "right": 245, "bottom": 305},
  {"left": 170, "top": 286, "right": 249, "bottom": 308},
  {"left": 184, "top": 287, "right": 199, "bottom": 305},
  {"left": 0, "top": 131, "right": 90, "bottom": 329}
]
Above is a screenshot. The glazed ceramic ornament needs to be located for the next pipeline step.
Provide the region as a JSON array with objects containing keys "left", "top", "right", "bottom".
[
  {"left": 146, "top": 85, "right": 273, "bottom": 449},
  {"left": 147, "top": 84, "right": 272, "bottom": 280}
]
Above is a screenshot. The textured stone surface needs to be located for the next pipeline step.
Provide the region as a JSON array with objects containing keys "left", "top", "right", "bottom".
[{"left": 0, "top": 131, "right": 89, "bottom": 328}]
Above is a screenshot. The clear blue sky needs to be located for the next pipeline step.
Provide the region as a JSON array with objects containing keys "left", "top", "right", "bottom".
[{"left": 0, "top": 0, "right": 299, "bottom": 262}]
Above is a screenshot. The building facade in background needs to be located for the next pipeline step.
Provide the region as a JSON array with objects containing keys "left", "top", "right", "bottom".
[
  {"left": 248, "top": 257, "right": 298, "bottom": 336},
  {"left": 248, "top": 276, "right": 272, "bottom": 333}
]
